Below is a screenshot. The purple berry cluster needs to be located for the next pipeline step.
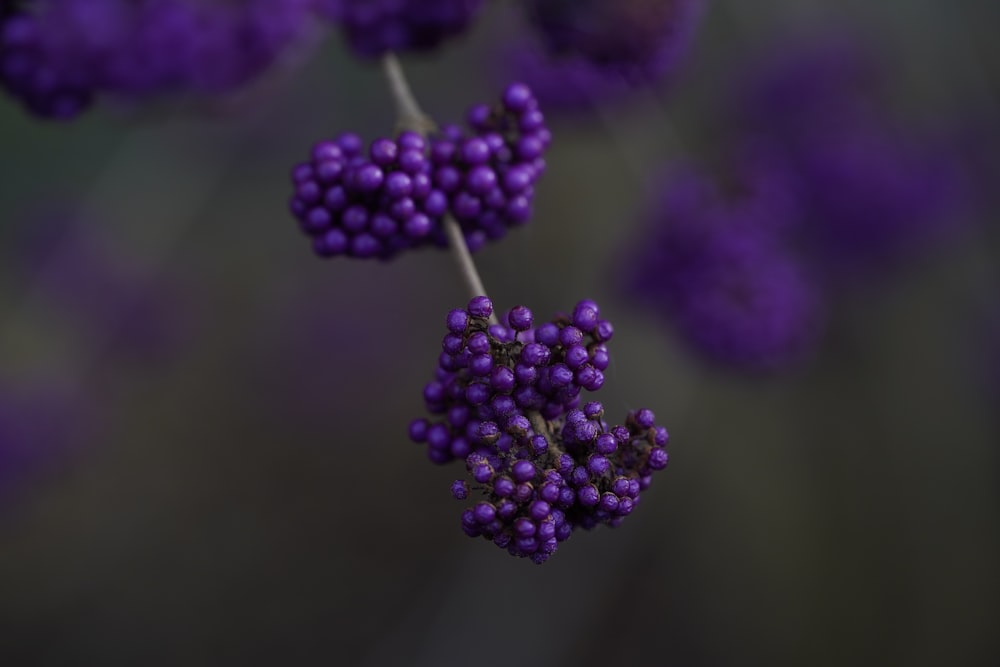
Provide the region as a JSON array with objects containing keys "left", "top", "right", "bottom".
[
  {"left": 289, "top": 83, "right": 550, "bottom": 259},
  {"left": 314, "top": 0, "right": 486, "bottom": 58},
  {"left": 624, "top": 32, "right": 968, "bottom": 373},
  {"left": 525, "top": 0, "right": 705, "bottom": 83},
  {"left": 0, "top": 2, "right": 91, "bottom": 118},
  {"left": 628, "top": 167, "right": 824, "bottom": 373},
  {"left": 409, "top": 297, "right": 669, "bottom": 563},
  {"left": 0, "top": 0, "right": 311, "bottom": 119}
]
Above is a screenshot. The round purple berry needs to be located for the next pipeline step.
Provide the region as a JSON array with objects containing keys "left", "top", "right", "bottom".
[
  {"left": 493, "top": 476, "right": 516, "bottom": 498},
  {"left": 508, "top": 305, "right": 534, "bottom": 331},
  {"left": 594, "top": 320, "right": 614, "bottom": 342},
  {"left": 587, "top": 454, "right": 611, "bottom": 477},
  {"left": 539, "top": 482, "right": 560, "bottom": 504},
  {"left": 446, "top": 308, "right": 469, "bottom": 334},
  {"left": 468, "top": 296, "right": 493, "bottom": 319},
  {"left": 369, "top": 138, "right": 398, "bottom": 166},
  {"left": 408, "top": 418, "right": 429, "bottom": 442},
  {"left": 473, "top": 502, "right": 497, "bottom": 524},
  {"left": 385, "top": 171, "right": 413, "bottom": 198},
  {"left": 530, "top": 434, "right": 549, "bottom": 456},
  {"left": 595, "top": 433, "right": 617, "bottom": 455},
  {"left": 461, "top": 137, "right": 491, "bottom": 165},
  {"left": 520, "top": 343, "right": 550, "bottom": 366},
  {"left": 577, "top": 484, "right": 600, "bottom": 507},
  {"left": 535, "top": 323, "right": 560, "bottom": 346},
  {"left": 647, "top": 447, "right": 669, "bottom": 470},
  {"left": 514, "top": 517, "right": 537, "bottom": 538},
  {"left": 529, "top": 500, "right": 551, "bottom": 521},
  {"left": 635, "top": 408, "right": 656, "bottom": 429},
  {"left": 512, "top": 460, "right": 537, "bottom": 483},
  {"left": 599, "top": 492, "right": 620, "bottom": 513},
  {"left": 572, "top": 300, "right": 600, "bottom": 332},
  {"left": 466, "top": 383, "right": 491, "bottom": 405},
  {"left": 503, "top": 83, "right": 534, "bottom": 113},
  {"left": 491, "top": 366, "right": 516, "bottom": 393},
  {"left": 354, "top": 164, "right": 384, "bottom": 192},
  {"left": 559, "top": 326, "right": 584, "bottom": 346}
]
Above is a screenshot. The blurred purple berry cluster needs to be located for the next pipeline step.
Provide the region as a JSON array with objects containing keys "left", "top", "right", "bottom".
[
  {"left": 504, "top": 0, "right": 705, "bottom": 109},
  {"left": 629, "top": 168, "right": 825, "bottom": 373},
  {"left": 626, "top": 33, "right": 970, "bottom": 373},
  {"left": 0, "top": 0, "right": 312, "bottom": 119},
  {"left": 314, "top": 0, "right": 485, "bottom": 58},
  {"left": 0, "top": 0, "right": 495, "bottom": 120},
  {"left": 528, "top": 0, "right": 703, "bottom": 81},
  {"left": 409, "top": 297, "right": 669, "bottom": 562},
  {"left": 289, "top": 83, "right": 551, "bottom": 259}
]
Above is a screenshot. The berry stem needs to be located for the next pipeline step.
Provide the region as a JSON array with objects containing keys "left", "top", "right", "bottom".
[
  {"left": 381, "top": 52, "right": 434, "bottom": 134},
  {"left": 380, "top": 52, "right": 494, "bottom": 319}
]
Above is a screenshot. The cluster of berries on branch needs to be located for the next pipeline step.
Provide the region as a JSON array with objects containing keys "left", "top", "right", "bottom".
[
  {"left": 289, "top": 83, "right": 550, "bottom": 259},
  {"left": 410, "top": 297, "right": 669, "bottom": 563}
]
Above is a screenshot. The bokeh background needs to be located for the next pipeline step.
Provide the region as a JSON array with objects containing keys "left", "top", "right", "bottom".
[{"left": 1, "top": 0, "right": 999, "bottom": 664}]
